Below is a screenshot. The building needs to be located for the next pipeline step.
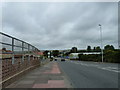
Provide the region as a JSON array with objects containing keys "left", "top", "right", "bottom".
[{"left": 69, "top": 52, "right": 101, "bottom": 59}]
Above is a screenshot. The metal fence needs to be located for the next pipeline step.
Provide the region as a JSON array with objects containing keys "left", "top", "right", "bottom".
[{"left": 0, "top": 32, "right": 39, "bottom": 64}]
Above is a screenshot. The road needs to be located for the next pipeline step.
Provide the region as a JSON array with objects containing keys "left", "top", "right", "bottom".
[{"left": 57, "top": 60, "right": 119, "bottom": 88}]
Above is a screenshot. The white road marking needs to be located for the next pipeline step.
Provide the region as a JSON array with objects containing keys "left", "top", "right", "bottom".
[
  {"left": 98, "top": 67, "right": 120, "bottom": 73},
  {"left": 69, "top": 61, "right": 119, "bottom": 73}
]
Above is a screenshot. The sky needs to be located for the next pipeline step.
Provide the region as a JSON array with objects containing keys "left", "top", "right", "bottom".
[{"left": 2, "top": 2, "right": 118, "bottom": 50}]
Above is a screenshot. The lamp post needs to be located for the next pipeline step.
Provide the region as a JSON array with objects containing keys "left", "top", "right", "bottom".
[{"left": 99, "top": 24, "right": 103, "bottom": 62}]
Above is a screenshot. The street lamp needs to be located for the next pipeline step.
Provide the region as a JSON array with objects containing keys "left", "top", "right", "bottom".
[{"left": 99, "top": 24, "right": 103, "bottom": 62}]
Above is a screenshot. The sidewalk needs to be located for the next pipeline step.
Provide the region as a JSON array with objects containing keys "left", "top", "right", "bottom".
[{"left": 6, "top": 61, "right": 73, "bottom": 88}]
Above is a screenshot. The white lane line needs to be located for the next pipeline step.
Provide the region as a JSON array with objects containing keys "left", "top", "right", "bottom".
[
  {"left": 98, "top": 67, "right": 120, "bottom": 73},
  {"left": 71, "top": 61, "right": 119, "bottom": 73},
  {"left": 106, "top": 67, "right": 118, "bottom": 70}
]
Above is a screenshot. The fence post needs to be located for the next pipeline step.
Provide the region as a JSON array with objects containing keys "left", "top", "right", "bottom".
[
  {"left": 22, "top": 41, "right": 24, "bottom": 62},
  {"left": 32, "top": 47, "right": 34, "bottom": 60},
  {"left": 12, "top": 38, "right": 14, "bottom": 64},
  {"left": 28, "top": 44, "right": 30, "bottom": 63}
]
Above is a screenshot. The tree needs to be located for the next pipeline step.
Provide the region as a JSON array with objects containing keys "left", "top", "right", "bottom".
[
  {"left": 71, "top": 47, "right": 77, "bottom": 53},
  {"left": 104, "top": 50, "right": 115, "bottom": 62},
  {"left": 93, "top": 47, "right": 96, "bottom": 51},
  {"left": 43, "top": 50, "right": 49, "bottom": 58},
  {"left": 114, "top": 50, "right": 120, "bottom": 63},
  {"left": 64, "top": 52, "right": 71, "bottom": 56},
  {"left": 95, "top": 46, "right": 101, "bottom": 52},
  {"left": 87, "top": 46, "right": 91, "bottom": 52},
  {"left": 52, "top": 50, "right": 59, "bottom": 57},
  {"left": 104, "top": 49, "right": 120, "bottom": 63},
  {"left": 104, "top": 45, "right": 114, "bottom": 50}
]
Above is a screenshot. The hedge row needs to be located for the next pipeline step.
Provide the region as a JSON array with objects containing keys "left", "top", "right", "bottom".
[{"left": 78, "top": 50, "right": 120, "bottom": 63}]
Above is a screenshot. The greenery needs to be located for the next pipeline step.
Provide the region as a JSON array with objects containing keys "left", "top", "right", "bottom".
[
  {"left": 52, "top": 50, "right": 59, "bottom": 57},
  {"left": 87, "top": 46, "right": 91, "bottom": 52},
  {"left": 94, "top": 46, "right": 101, "bottom": 52},
  {"left": 104, "top": 45, "right": 114, "bottom": 50},
  {"left": 78, "top": 45, "right": 120, "bottom": 63},
  {"left": 42, "top": 44, "right": 119, "bottom": 63},
  {"left": 77, "top": 46, "right": 101, "bottom": 53},
  {"left": 43, "top": 50, "right": 49, "bottom": 58},
  {"left": 104, "top": 49, "right": 119, "bottom": 63},
  {"left": 70, "top": 47, "right": 77, "bottom": 53},
  {"left": 78, "top": 54, "right": 101, "bottom": 62}
]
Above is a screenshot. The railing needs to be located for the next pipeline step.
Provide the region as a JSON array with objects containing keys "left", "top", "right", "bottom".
[{"left": 0, "top": 32, "right": 41, "bottom": 87}]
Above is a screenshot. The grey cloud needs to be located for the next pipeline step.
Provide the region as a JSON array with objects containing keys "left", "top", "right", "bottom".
[{"left": 2, "top": 2, "right": 118, "bottom": 50}]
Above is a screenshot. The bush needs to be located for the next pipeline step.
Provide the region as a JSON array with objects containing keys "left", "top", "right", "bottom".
[
  {"left": 78, "top": 49, "right": 120, "bottom": 63},
  {"left": 104, "top": 50, "right": 120, "bottom": 63},
  {"left": 78, "top": 54, "right": 101, "bottom": 62}
]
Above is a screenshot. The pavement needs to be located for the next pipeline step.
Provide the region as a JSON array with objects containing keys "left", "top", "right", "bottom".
[
  {"left": 6, "top": 61, "right": 73, "bottom": 88},
  {"left": 58, "top": 60, "right": 119, "bottom": 88}
]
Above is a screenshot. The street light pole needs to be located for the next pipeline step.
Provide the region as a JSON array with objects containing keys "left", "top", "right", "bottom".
[{"left": 99, "top": 24, "right": 103, "bottom": 62}]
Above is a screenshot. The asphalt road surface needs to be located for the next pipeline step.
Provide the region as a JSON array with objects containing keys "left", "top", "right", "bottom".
[{"left": 57, "top": 60, "right": 119, "bottom": 88}]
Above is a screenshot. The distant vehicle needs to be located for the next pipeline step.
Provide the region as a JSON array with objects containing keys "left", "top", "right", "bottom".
[
  {"left": 54, "top": 59, "right": 57, "bottom": 61},
  {"left": 61, "top": 58, "right": 65, "bottom": 61}
]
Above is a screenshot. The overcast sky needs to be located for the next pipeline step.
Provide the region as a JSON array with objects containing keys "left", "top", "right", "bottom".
[{"left": 2, "top": 2, "right": 118, "bottom": 50}]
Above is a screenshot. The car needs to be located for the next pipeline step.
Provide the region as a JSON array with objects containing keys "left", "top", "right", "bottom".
[
  {"left": 54, "top": 59, "right": 57, "bottom": 61},
  {"left": 61, "top": 59, "right": 65, "bottom": 61}
]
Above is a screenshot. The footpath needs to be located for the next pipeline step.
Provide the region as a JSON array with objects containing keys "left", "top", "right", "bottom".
[{"left": 6, "top": 61, "right": 73, "bottom": 88}]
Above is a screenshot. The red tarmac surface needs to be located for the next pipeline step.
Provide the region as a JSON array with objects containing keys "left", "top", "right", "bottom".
[
  {"left": 43, "top": 63, "right": 61, "bottom": 74},
  {"left": 33, "top": 80, "right": 65, "bottom": 88}
]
